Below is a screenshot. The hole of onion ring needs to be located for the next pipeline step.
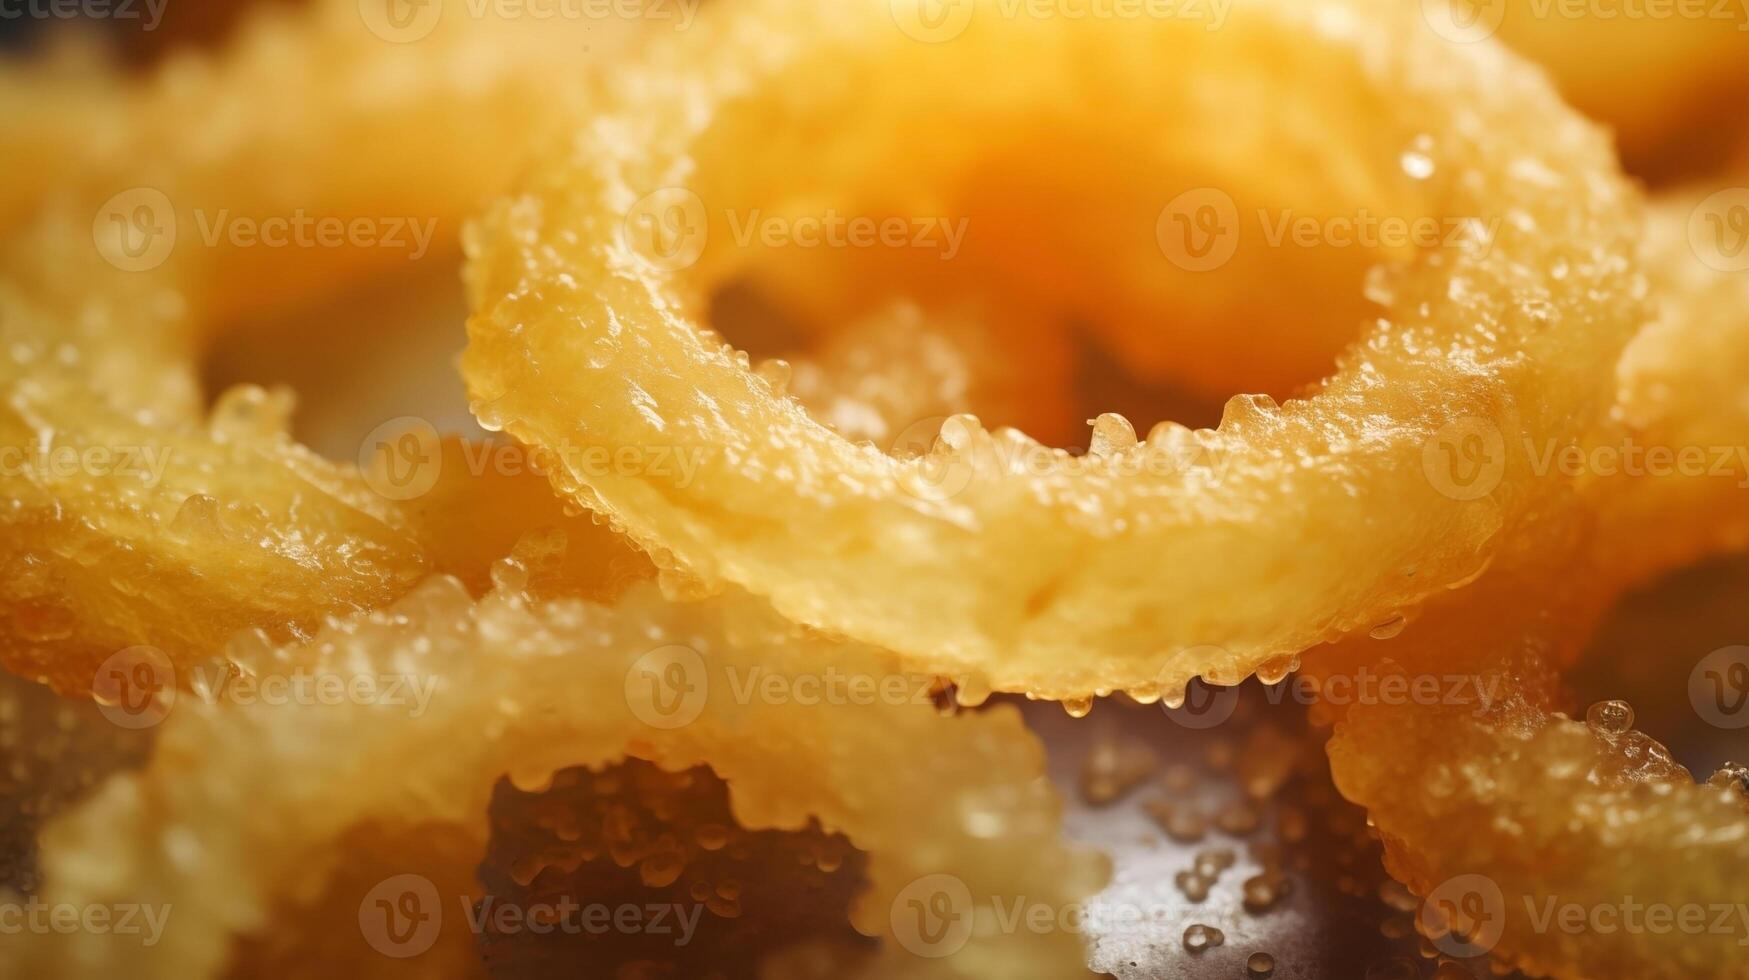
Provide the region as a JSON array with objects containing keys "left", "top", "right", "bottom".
[
  {"left": 218, "top": 760, "right": 876, "bottom": 978},
  {"left": 201, "top": 257, "right": 486, "bottom": 461},
  {"left": 674, "top": 95, "right": 1432, "bottom": 439},
  {"left": 475, "top": 760, "right": 877, "bottom": 976},
  {"left": 1568, "top": 552, "right": 1749, "bottom": 780}
]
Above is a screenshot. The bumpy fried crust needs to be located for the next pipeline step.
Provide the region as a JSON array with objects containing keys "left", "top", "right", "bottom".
[
  {"left": 1316, "top": 576, "right": 1749, "bottom": 980},
  {"left": 463, "top": 0, "right": 1645, "bottom": 702},
  {"left": 0, "top": 0, "right": 608, "bottom": 261},
  {"left": 5, "top": 579, "right": 1106, "bottom": 980},
  {"left": 0, "top": 0, "right": 636, "bottom": 690},
  {"left": 1307, "top": 180, "right": 1749, "bottom": 980},
  {"left": 1588, "top": 188, "right": 1749, "bottom": 578}
]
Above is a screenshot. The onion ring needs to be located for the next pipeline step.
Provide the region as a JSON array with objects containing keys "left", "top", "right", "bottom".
[
  {"left": 1307, "top": 178, "right": 1749, "bottom": 980},
  {"left": 462, "top": 0, "right": 1645, "bottom": 702},
  {"left": 4, "top": 578, "right": 1106, "bottom": 980}
]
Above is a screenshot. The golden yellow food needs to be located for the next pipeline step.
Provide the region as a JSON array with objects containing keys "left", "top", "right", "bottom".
[
  {"left": 1473, "top": 0, "right": 1749, "bottom": 180},
  {"left": 462, "top": 0, "right": 1645, "bottom": 703},
  {"left": 1307, "top": 175, "right": 1749, "bottom": 980},
  {"left": 4, "top": 578, "right": 1106, "bottom": 980}
]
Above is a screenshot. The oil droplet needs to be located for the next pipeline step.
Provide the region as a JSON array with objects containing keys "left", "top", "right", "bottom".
[
  {"left": 171, "top": 493, "right": 223, "bottom": 536},
  {"left": 490, "top": 557, "right": 530, "bottom": 594},
  {"left": 1586, "top": 699, "right": 1634, "bottom": 735},
  {"left": 1708, "top": 762, "right": 1749, "bottom": 796},
  {"left": 1174, "top": 870, "right": 1211, "bottom": 902},
  {"left": 1080, "top": 735, "right": 1158, "bottom": 806},
  {"left": 754, "top": 357, "right": 792, "bottom": 395},
  {"left": 1182, "top": 923, "right": 1224, "bottom": 952},
  {"left": 1278, "top": 805, "right": 1308, "bottom": 843},
  {"left": 1368, "top": 614, "right": 1407, "bottom": 639},
  {"left": 639, "top": 854, "right": 684, "bottom": 888},
  {"left": 1243, "top": 873, "right": 1288, "bottom": 912},
  {"left": 1146, "top": 800, "right": 1207, "bottom": 843},
  {"left": 1247, "top": 952, "right": 1277, "bottom": 977},
  {"left": 1088, "top": 413, "right": 1137, "bottom": 457},
  {"left": 1401, "top": 150, "right": 1436, "bottom": 180},
  {"left": 1378, "top": 879, "right": 1419, "bottom": 912},
  {"left": 1255, "top": 655, "right": 1298, "bottom": 686},
  {"left": 694, "top": 824, "right": 731, "bottom": 851},
  {"left": 1194, "top": 847, "right": 1236, "bottom": 878},
  {"left": 1365, "top": 956, "right": 1418, "bottom": 980},
  {"left": 1216, "top": 801, "right": 1261, "bottom": 836},
  {"left": 1062, "top": 696, "right": 1093, "bottom": 718}
]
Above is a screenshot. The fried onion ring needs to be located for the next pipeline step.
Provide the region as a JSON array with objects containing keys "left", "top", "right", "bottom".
[
  {"left": 4, "top": 579, "right": 1106, "bottom": 980},
  {"left": 462, "top": 0, "right": 1645, "bottom": 702},
  {"left": 1305, "top": 179, "right": 1749, "bottom": 980}
]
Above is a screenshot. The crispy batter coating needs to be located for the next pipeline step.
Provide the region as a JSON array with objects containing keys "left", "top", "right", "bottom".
[
  {"left": 463, "top": 0, "right": 1646, "bottom": 702},
  {"left": 5, "top": 579, "right": 1106, "bottom": 980}
]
